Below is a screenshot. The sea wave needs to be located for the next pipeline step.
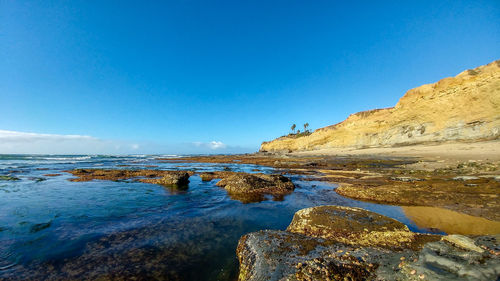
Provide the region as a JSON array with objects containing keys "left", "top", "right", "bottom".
[{"left": 42, "top": 156, "right": 92, "bottom": 161}]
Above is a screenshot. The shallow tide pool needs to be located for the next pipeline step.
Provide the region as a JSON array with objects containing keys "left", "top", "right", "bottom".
[{"left": 0, "top": 154, "right": 469, "bottom": 280}]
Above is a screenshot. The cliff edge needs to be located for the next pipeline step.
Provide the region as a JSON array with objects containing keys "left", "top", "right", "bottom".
[{"left": 261, "top": 60, "right": 500, "bottom": 152}]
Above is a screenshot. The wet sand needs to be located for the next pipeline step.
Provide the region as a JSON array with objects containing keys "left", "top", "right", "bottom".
[
  {"left": 402, "top": 206, "right": 500, "bottom": 235},
  {"left": 291, "top": 140, "right": 500, "bottom": 169}
]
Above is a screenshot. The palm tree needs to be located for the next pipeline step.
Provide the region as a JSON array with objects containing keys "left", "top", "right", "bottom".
[
  {"left": 303, "top": 123, "right": 309, "bottom": 133},
  {"left": 291, "top": 124, "right": 296, "bottom": 134}
]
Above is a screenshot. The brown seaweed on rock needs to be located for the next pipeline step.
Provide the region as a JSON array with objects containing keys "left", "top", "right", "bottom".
[
  {"left": 215, "top": 173, "right": 295, "bottom": 203},
  {"left": 65, "top": 169, "right": 194, "bottom": 187}
]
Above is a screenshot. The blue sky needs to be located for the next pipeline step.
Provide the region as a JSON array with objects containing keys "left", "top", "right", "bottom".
[{"left": 1, "top": 0, "right": 499, "bottom": 154}]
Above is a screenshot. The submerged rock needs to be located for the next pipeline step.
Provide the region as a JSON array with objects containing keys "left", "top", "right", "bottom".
[
  {"left": 0, "top": 175, "right": 20, "bottom": 181},
  {"left": 28, "top": 177, "right": 46, "bottom": 182},
  {"left": 43, "top": 173, "right": 62, "bottom": 177},
  {"left": 236, "top": 205, "right": 499, "bottom": 281}
]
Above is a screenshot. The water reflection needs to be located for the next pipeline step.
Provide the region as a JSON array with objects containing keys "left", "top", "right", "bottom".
[{"left": 402, "top": 206, "right": 500, "bottom": 235}]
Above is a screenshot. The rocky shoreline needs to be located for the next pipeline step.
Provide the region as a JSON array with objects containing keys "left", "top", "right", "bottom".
[
  {"left": 162, "top": 151, "right": 500, "bottom": 280},
  {"left": 163, "top": 152, "right": 500, "bottom": 220},
  {"left": 64, "top": 149, "right": 500, "bottom": 280}
]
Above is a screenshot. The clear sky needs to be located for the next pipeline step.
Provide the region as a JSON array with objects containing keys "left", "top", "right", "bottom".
[{"left": 1, "top": 0, "right": 499, "bottom": 154}]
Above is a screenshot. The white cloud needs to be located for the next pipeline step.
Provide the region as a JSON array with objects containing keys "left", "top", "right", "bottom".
[
  {"left": 0, "top": 130, "right": 255, "bottom": 154},
  {"left": 0, "top": 130, "right": 96, "bottom": 143},
  {"left": 209, "top": 141, "right": 226, "bottom": 149},
  {"left": 192, "top": 140, "right": 227, "bottom": 150},
  {"left": 0, "top": 130, "right": 132, "bottom": 154}
]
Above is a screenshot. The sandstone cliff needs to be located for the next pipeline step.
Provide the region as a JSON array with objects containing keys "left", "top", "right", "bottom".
[{"left": 261, "top": 60, "right": 500, "bottom": 152}]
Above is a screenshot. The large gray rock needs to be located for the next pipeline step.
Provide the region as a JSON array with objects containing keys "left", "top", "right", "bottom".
[
  {"left": 397, "top": 235, "right": 500, "bottom": 281},
  {"left": 237, "top": 230, "right": 409, "bottom": 281},
  {"left": 236, "top": 206, "right": 500, "bottom": 281}
]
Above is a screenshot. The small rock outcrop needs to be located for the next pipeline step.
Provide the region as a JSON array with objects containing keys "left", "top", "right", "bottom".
[
  {"left": 66, "top": 169, "right": 193, "bottom": 186},
  {"left": 216, "top": 173, "right": 294, "bottom": 197},
  {"left": 198, "top": 171, "right": 235, "bottom": 181},
  {"left": 236, "top": 205, "right": 500, "bottom": 281},
  {"left": 140, "top": 171, "right": 190, "bottom": 186}
]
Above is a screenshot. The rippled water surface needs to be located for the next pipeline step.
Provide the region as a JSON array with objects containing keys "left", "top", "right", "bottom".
[{"left": 0, "top": 154, "right": 436, "bottom": 280}]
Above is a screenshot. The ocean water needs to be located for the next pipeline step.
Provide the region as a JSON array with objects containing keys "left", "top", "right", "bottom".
[{"left": 0, "top": 154, "right": 437, "bottom": 280}]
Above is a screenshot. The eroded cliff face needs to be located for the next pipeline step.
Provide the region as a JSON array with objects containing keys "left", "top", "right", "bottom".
[{"left": 261, "top": 60, "right": 500, "bottom": 152}]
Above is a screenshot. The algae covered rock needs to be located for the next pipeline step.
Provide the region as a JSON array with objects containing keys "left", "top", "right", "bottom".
[
  {"left": 287, "top": 205, "right": 431, "bottom": 250},
  {"left": 140, "top": 171, "right": 190, "bottom": 186},
  {"left": 237, "top": 230, "right": 405, "bottom": 281},
  {"left": 66, "top": 168, "right": 193, "bottom": 186},
  {"left": 200, "top": 172, "right": 218, "bottom": 181},
  {"left": 216, "top": 173, "right": 294, "bottom": 196},
  {"left": 198, "top": 171, "right": 235, "bottom": 181}
]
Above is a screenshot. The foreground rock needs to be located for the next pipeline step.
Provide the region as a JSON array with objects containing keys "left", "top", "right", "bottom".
[
  {"left": 237, "top": 206, "right": 500, "bottom": 280},
  {"left": 216, "top": 173, "right": 295, "bottom": 203},
  {"left": 287, "top": 206, "right": 435, "bottom": 250}
]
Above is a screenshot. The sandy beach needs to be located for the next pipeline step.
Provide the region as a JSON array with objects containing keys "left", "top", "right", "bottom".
[{"left": 290, "top": 140, "right": 500, "bottom": 168}]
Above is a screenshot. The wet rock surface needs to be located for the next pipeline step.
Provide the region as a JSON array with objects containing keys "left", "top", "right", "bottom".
[
  {"left": 335, "top": 176, "right": 500, "bottom": 221},
  {"left": 65, "top": 169, "right": 194, "bottom": 186},
  {"left": 287, "top": 206, "right": 437, "bottom": 250},
  {"left": 215, "top": 173, "right": 294, "bottom": 202},
  {"left": 199, "top": 171, "right": 236, "bottom": 181},
  {"left": 140, "top": 171, "right": 190, "bottom": 186},
  {"left": 395, "top": 235, "right": 500, "bottom": 281},
  {"left": 236, "top": 206, "right": 499, "bottom": 281},
  {"left": 237, "top": 230, "right": 412, "bottom": 281}
]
